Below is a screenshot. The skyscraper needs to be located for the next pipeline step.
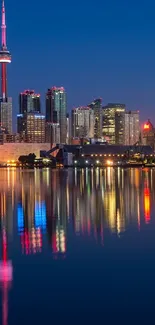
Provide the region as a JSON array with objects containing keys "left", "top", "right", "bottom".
[
  {"left": 45, "top": 122, "right": 60, "bottom": 144},
  {"left": 19, "top": 90, "right": 41, "bottom": 114},
  {"left": 71, "top": 107, "right": 94, "bottom": 139},
  {"left": 124, "top": 111, "right": 140, "bottom": 145},
  {"left": 46, "top": 87, "right": 67, "bottom": 144},
  {"left": 17, "top": 113, "right": 45, "bottom": 143},
  {"left": 102, "top": 103, "right": 125, "bottom": 144},
  {"left": 66, "top": 113, "right": 70, "bottom": 144},
  {"left": 0, "top": 97, "right": 12, "bottom": 134},
  {"left": 17, "top": 90, "right": 42, "bottom": 142},
  {"left": 0, "top": 0, "right": 12, "bottom": 133},
  {"left": 88, "top": 98, "right": 102, "bottom": 138},
  {"left": 142, "top": 119, "right": 155, "bottom": 149}
]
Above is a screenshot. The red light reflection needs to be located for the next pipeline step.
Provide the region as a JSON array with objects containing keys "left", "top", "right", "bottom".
[
  {"left": 0, "top": 228, "right": 13, "bottom": 325},
  {"left": 144, "top": 186, "right": 151, "bottom": 224}
]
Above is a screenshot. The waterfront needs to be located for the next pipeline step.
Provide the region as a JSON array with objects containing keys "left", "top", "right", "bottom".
[{"left": 0, "top": 167, "right": 155, "bottom": 323}]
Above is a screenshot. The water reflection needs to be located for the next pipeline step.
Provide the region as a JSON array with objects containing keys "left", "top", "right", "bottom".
[
  {"left": 0, "top": 167, "right": 155, "bottom": 323},
  {"left": 0, "top": 168, "right": 154, "bottom": 249},
  {"left": 0, "top": 168, "right": 154, "bottom": 254},
  {"left": 0, "top": 227, "right": 13, "bottom": 325}
]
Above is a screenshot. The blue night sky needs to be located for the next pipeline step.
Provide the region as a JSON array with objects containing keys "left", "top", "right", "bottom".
[{"left": 5, "top": 0, "right": 155, "bottom": 126}]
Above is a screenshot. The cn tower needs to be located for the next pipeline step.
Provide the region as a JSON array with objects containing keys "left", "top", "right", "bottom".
[
  {"left": 0, "top": 0, "right": 12, "bottom": 134},
  {"left": 0, "top": 0, "right": 11, "bottom": 100}
]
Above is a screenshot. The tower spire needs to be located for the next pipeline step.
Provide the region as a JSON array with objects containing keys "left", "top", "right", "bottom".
[{"left": 1, "top": 0, "right": 6, "bottom": 49}]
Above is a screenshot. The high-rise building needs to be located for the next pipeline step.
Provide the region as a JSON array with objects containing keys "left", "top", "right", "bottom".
[
  {"left": 71, "top": 106, "right": 94, "bottom": 139},
  {"left": 45, "top": 122, "right": 60, "bottom": 144},
  {"left": 17, "top": 113, "right": 45, "bottom": 143},
  {"left": 124, "top": 111, "right": 140, "bottom": 145},
  {"left": 0, "top": 1, "right": 12, "bottom": 133},
  {"left": 88, "top": 98, "right": 102, "bottom": 138},
  {"left": 102, "top": 103, "right": 125, "bottom": 144},
  {"left": 0, "top": 97, "right": 12, "bottom": 133},
  {"left": 19, "top": 90, "right": 41, "bottom": 114},
  {"left": 46, "top": 87, "right": 67, "bottom": 144},
  {"left": 66, "top": 113, "right": 70, "bottom": 144},
  {"left": 142, "top": 119, "right": 155, "bottom": 149},
  {"left": 18, "top": 90, "right": 42, "bottom": 142}
]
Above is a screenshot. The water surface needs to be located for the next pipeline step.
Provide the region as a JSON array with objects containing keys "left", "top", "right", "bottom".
[{"left": 0, "top": 167, "right": 155, "bottom": 324}]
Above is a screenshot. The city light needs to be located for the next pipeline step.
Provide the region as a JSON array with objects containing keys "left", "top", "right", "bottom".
[
  {"left": 0, "top": 261, "right": 12, "bottom": 282},
  {"left": 144, "top": 187, "right": 151, "bottom": 224},
  {"left": 0, "top": 58, "right": 11, "bottom": 63},
  {"left": 106, "top": 160, "right": 113, "bottom": 166},
  {"left": 144, "top": 123, "right": 150, "bottom": 130},
  {"left": 1, "top": 0, "right": 155, "bottom": 320}
]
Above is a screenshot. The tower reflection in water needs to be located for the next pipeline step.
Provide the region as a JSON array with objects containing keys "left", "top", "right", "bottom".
[
  {"left": 0, "top": 169, "right": 15, "bottom": 325},
  {"left": 0, "top": 228, "right": 12, "bottom": 325},
  {"left": 0, "top": 167, "right": 154, "bottom": 323}
]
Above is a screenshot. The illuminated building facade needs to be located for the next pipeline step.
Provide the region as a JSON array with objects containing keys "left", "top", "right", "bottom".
[
  {"left": 17, "top": 90, "right": 41, "bottom": 141},
  {"left": 71, "top": 106, "right": 94, "bottom": 139},
  {"left": 0, "top": 1, "right": 12, "bottom": 134},
  {"left": 0, "top": 132, "right": 18, "bottom": 143},
  {"left": 17, "top": 113, "right": 45, "bottom": 143},
  {"left": 102, "top": 103, "right": 125, "bottom": 144},
  {"left": 19, "top": 90, "right": 41, "bottom": 114},
  {"left": 66, "top": 113, "right": 70, "bottom": 144},
  {"left": 46, "top": 87, "right": 67, "bottom": 144},
  {"left": 45, "top": 122, "right": 60, "bottom": 144},
  {"left": 88, "top": 98, "right": 102, "bottom": 138},
  {"left": 124, "top": 110, "right": 140, "bottom": 145},
  {"left": 142, "top": 119, "right": 155, "bottom": 150},
  {"left": 0, "top": 97, "right": 12, "bottom": 133}
]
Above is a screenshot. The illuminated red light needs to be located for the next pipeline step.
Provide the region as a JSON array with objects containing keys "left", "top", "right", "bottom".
[
  {"left": 144, "top": 124, "right": 150, "bottom": 130},
  {"left": 20, "top": 90, "right": 40, "bottom": 97}
]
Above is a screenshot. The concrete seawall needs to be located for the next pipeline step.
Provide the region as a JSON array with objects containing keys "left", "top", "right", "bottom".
[{"left": 0, "top": 143, "right": 51, "bottom": 163}]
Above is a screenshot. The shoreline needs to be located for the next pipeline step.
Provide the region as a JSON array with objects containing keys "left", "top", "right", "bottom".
[{"left": 0, "top": 164, "right": 154, "bottom": 169}]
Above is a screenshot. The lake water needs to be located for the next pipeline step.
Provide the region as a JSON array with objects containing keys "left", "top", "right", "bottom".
[{"left": 0, "top": 167, "right": 155, "bottom": 324}]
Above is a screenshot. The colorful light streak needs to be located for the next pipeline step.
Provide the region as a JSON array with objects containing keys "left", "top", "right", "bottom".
[{"left": 144, "top": 186, "right": 151, "bottom": 224}]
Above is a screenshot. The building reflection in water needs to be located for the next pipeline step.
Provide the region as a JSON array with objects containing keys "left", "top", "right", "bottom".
[
  {"left": 0, "top": 167, "right": 154, "bottom": 323},
  {"left": 14, "top": 168, "right": 154, "bottom": 252},
  {"left": 16, "top": 170, "right": 67, "bottom": 257},
  {"left": 0, "top": 167, "right": 154, "bottom": 257},
  {"left": 46, "top": 170, "right": 67, "bottom": 257},
  {"left": 143, "top": 169, "right": 151, "bottom": 224},
  {"left": 17, "top": 171, "right": 46, "bottom": 255},
  {"left": 69, "top": 168, "right": 153, "bottom": 240}
]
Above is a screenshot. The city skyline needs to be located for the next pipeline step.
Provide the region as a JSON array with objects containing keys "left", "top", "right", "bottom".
[
  {"left": 0, "top": 1, "right": 155, "bottom": 320},
  {"left": 3, "top": 0, "right": 155, "bottom": 128}
]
